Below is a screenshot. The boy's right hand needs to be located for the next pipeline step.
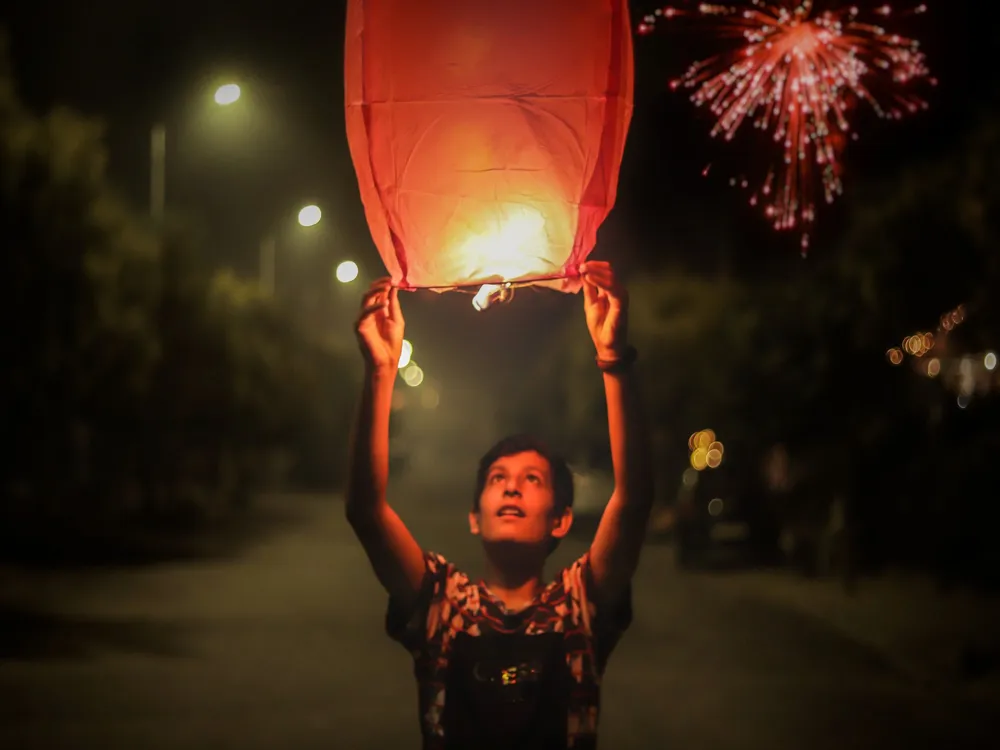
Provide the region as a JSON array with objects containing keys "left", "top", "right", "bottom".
[{"left": 355, "top": 278, "right": 405, "bottom": 372}]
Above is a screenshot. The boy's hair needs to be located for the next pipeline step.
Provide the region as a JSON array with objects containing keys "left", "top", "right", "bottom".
[{"left": 472, "top": 434, "right": 575, "bottom": 516}]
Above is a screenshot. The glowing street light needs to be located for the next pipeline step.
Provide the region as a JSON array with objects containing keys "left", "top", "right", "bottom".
[
  {"left": 298, "top": 204, "right": 322, "bottom": 227},
  {"left": 151, "top": 81, "right": 246, "bottom": 222},
  {"left": 214, "top": 83, "right": 242, "bottom": 106},
  {"left": 398, "top": 340, "right": 413, "bottom": 369},
  {"left": 336, "top": 260, "right": 359, "bottom": 284}
]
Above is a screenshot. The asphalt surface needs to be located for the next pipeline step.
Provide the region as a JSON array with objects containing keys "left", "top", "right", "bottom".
[{"left": 0, "top": 493, "right": 996, "bottom": 750}]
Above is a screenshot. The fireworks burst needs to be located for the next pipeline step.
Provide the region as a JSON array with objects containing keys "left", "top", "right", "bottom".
[{"left": 639, "top": 1, "right": 935, "bottom": 252}]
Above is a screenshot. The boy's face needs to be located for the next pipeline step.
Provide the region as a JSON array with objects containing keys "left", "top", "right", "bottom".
[{"left": 469, "top": 450, "right": 572, "bottom": 547}]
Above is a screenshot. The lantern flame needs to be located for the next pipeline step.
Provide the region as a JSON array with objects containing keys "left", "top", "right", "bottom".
[{"left": 457, "top": 206, "right": 550, "bottom": 284}]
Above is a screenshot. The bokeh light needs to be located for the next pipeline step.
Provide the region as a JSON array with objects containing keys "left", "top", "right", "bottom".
[
  {"left": 420, "top": 386, "right": 440, "bottom": 409},
  {"left": 403, "top": 363, "right": 424, "bottom": 387},
  {"left": 398, "top": 339, "right": 413, "bottom": 369},
  {"left": 689, "top": 429, "right": 724, "bottom": 471}
]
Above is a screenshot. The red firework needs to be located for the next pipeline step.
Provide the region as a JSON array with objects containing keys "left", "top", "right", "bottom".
[{"left": 639, "top": 1, "right": 935, "bottom": 252}]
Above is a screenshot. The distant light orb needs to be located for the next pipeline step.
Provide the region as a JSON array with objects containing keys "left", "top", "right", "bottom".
[
  {"left": 298, "top": 205, "right": 322, "bottom": 227},
  {"left": 214, "top": 83, "right": 241, "bottom": 106},
  {"left": 398, "top": 339, "right": 413, "bottom": 369},
  {"left": 336, "top": 260, "right": 359, "bottom": 284},
  {"left": 986, "top": 352, "right": 997, "bottom": 371},
  {"left": 421, "top": 386, "right": 440, "bottom": 409},
  {"left": 403, "top": 364, "right": 424, "bottom": 387}
]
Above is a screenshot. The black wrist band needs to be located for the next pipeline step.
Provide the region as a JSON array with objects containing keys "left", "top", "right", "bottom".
[{"left": 596, "top": 345, "right": 637, "bottom": 373}]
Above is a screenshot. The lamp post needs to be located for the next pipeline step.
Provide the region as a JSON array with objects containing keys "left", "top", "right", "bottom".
[
  {"left": 149, "top": 83, "right": 242, "bottom": 223},
  {"left": 259, "top": 235, "right": 277, "bottom": 296},
  {"left": 260, "top": 204, "right": 323, "bottom": 296},
  {"left": 150, "top": 124, "right": 166, "bottom": 223}
]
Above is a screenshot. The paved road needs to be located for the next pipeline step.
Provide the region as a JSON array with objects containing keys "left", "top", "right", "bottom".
[{"left": 0, "top": 494, "right": 995, "bottom": 750}]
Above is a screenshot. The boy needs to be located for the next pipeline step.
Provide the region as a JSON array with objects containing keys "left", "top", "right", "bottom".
[{"left": 346, "top": 262, "right": 653, "bottom": 749}]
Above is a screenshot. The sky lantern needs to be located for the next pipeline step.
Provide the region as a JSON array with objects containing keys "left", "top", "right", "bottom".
[{"left": 344, "top": 0, "right": 634, "bottom": 306}]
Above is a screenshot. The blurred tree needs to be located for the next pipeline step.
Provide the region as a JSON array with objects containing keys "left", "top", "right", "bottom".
[
  {"left": 0, "top": 34, "right": 162, "bottom": 510},
  {"left": 816, "top": 113, "right": 1000, "bottom": 581},
  {"left": 0, "top": 37, "right": 357, "bottom": 551}
]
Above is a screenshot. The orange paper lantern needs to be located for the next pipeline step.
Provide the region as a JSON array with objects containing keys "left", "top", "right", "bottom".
[{"left": 344, "top": 0, "right": 634, "bottom": 295}]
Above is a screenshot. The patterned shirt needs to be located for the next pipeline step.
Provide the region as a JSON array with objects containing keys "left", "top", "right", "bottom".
[{"left": 386, "top": 550, "right": 632, "bottom": 749}]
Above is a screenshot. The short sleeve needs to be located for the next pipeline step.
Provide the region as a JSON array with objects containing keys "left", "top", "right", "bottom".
[
  {"left": 385, "top": 551, "right": 461, "bottom": 655},
  {"left": 563, "top": 552, "right": 633, "bottom": 672}
]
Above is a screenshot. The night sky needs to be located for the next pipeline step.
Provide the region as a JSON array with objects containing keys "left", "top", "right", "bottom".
[{"left": 2, "top": 0, "right": 990, "bottom": 402}]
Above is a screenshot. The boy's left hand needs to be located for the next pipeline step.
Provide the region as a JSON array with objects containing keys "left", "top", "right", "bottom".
[{"left": 581, "top": 261, "right": 629, "bottom": 361}]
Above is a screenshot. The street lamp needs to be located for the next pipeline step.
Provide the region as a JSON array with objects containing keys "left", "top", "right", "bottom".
[
  {"left": 298, "top": 205, "right": 322, "bottom": 227},
  {"left": 259, "top": 204, "right": 322, "bottom": 296},
  {"left": 149, "top": 81, "right": 241, "bottom": 223},
  {"left": 214, "top": 84, "right": 241, "bottom": 106},
  {"left": 335, "top": 260, "right": 359, "bottom": 284}
]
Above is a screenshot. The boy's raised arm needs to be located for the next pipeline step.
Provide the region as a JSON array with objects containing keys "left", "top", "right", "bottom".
[
  {"left": 345, "top": 280, "right": 426, "bottom": 612},
  {"left": 578, "top": 262, "right": 655, "bottom": 606}
]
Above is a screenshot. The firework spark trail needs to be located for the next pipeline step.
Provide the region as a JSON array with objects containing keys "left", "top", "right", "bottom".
[{"left": 639, "top": 1, "right": 935, "bottom": 252}]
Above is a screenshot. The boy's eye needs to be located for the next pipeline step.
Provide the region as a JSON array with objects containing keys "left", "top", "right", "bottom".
[
  {"left": 527, "top": 474, "right": 540, "bottom": 484},
  {"left": 489, "top": 473, "right": 504, "bottom": 483}
]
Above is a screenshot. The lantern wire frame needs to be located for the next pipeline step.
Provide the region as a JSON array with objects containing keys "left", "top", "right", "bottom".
[
  {"left": 401, "top": 272, "right": 572, "bottom": 293},
  {"left": 401, "top": 271, "right": 579, "bottom": 311}
]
